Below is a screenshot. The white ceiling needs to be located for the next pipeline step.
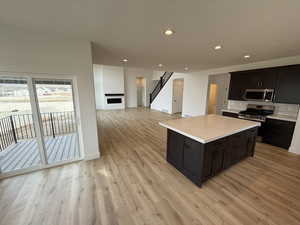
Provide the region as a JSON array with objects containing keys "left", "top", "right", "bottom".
[{"left": 1, "top": 0, "right": 300, "bottom": 72}]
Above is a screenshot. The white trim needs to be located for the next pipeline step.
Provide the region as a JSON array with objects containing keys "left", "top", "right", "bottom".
[
  {"left": 289, "top": 146, "right": 300, "bottom": 155},
  {"left": 0, "top": 75, "right": 84, "bottom": 177},
  {"left": 29, "top": 78, "right": 48, "bottom": 164},
  {"left": 84, "top": 152, "right": 100, "bottom": 160}
]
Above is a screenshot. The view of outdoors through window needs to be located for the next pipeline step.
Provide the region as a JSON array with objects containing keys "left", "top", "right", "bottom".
[
  {"left": 0, "top": 78, "right": 80, "bottom": 174},
  {"left": 0, "top": 82, "right": 73, "bottom": 118}
]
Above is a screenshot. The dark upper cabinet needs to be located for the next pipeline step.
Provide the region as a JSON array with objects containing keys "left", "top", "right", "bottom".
[
  {"left": 228, "top": 68, "right": 277, "bottom": 100},
  {"left": 274, "top": 65, "right": 300, "bottom": 104},
  {"left": 243, "top": 69, "right": 277, "bottom": 89},
  {"left": 228, "top": 72, "right": 248, "bottom": 100}
]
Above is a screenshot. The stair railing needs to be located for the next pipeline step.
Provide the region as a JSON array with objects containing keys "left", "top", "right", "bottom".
[{"left": 150, "top": 72, "right": 174, "bottom": 104}]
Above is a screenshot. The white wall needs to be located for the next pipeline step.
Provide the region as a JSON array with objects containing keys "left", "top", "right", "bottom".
[
  {"left": 94, "top": 64, "right": 104, "bottom": 109},
  {"left": 124, "top": 67, "right": 153, "bottom": 107},
  {"left": 150, "top": 72, "right": 209, "bottom": 116},
  {"left": 0, "top": 25, "right": 100, "bottom": 160},
  {"left": 102, "top": 66, "right": 124, "bottom": 94},
  {"left": 152, "top": 70, "right": 164, "bottom": 80},
  {"left": 290, "top": 112, "right": 300, "bottom": 154},
  {"left": 182, "top": 72, "right": 209, "bottom": 117},
  {"left": 151, "top": 73, "right": 183, "bottom": 113},
  {"left": 93, "top": 65, "right": 125, "bottom": 110}
]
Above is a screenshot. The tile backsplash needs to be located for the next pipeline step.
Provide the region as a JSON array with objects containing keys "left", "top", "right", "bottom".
[{"left": 228, "top": 100, "right": 300, "bottom": 117}]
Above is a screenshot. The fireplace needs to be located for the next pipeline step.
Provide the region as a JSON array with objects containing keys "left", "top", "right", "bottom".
[
  {"left": 104, "top": 93, "right": 125, "bottom": 109},
  {"left": 107, "top": 98, "right": 122, "bottom": 104}
]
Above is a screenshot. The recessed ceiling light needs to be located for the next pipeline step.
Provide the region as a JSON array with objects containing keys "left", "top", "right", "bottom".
[
  {"left": 164, "top": 29, "right": 174, "bottom": 36},
  {"left": 184, "top": 67, "right": 189, "bottom": 71},
  {"left": 244, "top": 55, "right": 251, "bottom": 59},
  {"left": 158, "top": 64, "right": 163, "bottom": 67},
  {"left": 214, "top": 45, "right": 222, "bottom": 50},
  {"left": 122, "top": 58, "right": 128, "bottom": 62}
]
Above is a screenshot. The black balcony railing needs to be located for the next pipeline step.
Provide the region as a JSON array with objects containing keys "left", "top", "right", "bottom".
[{"left": 0, "top": 111, "right": 76, "bottom": 151}]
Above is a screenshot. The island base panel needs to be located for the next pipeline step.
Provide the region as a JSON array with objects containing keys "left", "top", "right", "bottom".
[{"left": 166, "top": 128, "right": 257, "bottom": 187}]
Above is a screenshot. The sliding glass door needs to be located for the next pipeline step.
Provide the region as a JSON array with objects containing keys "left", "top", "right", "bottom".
[
  {"left": 0, "top": 76, "right": 80, "bottom": 176},
  {"left": 33, "top": 79, "right": 80, "bottom": 165},
  {"left": 0, "top": 78, "right": 41, "bottom": 173}
]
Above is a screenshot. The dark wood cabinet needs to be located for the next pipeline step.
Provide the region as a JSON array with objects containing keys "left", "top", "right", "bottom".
[
  {"left": 182, "top": 138, "right": 203, "bottom": 180},
  {"left": 262, "top": 118, "right": 295, "bottom": 149},
  {"left": 229, "top": 69, "right": 277, "bottom": 101},
  {"left": 166, "top": 130, "right": 184, "bottom": 170},
  {"left": 228, "top": 64, "right": 300, "bottom": 104},
  {"left": 205, "top": 138, "right": 227, "bottom": 176},
  {"left": 166, "top": 128, "right": 257, "bottom": 187},
  {"left": 274, "top": 65, "right": 300, "bottom": 104},
  {"left": 228, "top": 72, "right": 248, "bottom": 100}
]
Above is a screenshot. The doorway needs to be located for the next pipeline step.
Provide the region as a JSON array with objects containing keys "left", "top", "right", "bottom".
[
  {"left": 0, "top": 76, "right": 81, "bottom": 177},
  {"left": 172, "top": 79, "right": 184, "bottom": 114},
  {"left": 207, "top": 73, "right": 230, "bottom": 115},
  {"left": 136, "top": 77, "right": 146, "bottom": 107},
  {"left": 208, "top": 83, "right": 218, "bottom": 114}
]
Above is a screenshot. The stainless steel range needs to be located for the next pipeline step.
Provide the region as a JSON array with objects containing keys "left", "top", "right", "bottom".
[{"left": 238, "top": 104, "right": 274, "bottom": 122}]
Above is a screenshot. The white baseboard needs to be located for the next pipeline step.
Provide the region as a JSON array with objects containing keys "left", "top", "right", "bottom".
[
  {"left": 289, "top": 146, "right": 299, "bottom": 155},
  {"left": 84, "top": 152, "right": 100, "bottom": 160}
]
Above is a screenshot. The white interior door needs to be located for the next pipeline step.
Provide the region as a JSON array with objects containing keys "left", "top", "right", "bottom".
[{"left": 172, "top": 79, "right": 184, "bottom": 114}]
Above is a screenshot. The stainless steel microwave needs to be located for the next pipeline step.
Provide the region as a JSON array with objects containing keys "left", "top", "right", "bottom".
[{"left": 243, "top": 89, "right": 274, "bottom": 102}]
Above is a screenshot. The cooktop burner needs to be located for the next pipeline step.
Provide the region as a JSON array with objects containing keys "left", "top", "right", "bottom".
[{"left": 238, "top": 104, "right": 275, "bottom": 122}]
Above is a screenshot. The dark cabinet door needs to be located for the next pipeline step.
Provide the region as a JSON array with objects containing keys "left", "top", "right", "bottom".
[
  {"left": 223, "top": 146, "right": 234, "bottom": 169},
  {"left": 228, "top": 72, "right": 248, "bottom": 100},
  {"left": 231, "top": 133, "right": 247, "bottom": 163},
  {"left": 167, "top": 130, "right": 184, "bottom": 169},
  {"left": 248, "top": 69, "right": 277, "bottom": 89},
  {"left": 211, "top": 148, "right": 224, "bottom": 175},
  {"left": 229, "top": 68, "right": 277, "bottom": 100},
  {"left": 223, "top": 132, "right": 248, "bottom": 168},
  {"left": 246, "top": 128, "right": 257, "bottom": 156},
  {"left": 263, "top": 118, "right": 295, "bottom": 149},
  {"left": 204, "top": 138, "right": 227, "bottom": 178},
  {"left": 182, "top": 137, "right": 202, "bottom": 177},
  {"left": 275, "top": 65, "right": 300, "bottom": 104}
]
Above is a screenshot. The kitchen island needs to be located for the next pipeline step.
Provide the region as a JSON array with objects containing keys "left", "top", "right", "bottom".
[{"left": 159, "top": 115, "right": 260, "bottom": 187}]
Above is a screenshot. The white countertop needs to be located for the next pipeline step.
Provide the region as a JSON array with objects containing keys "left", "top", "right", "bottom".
[
  {"left": 221, "top": 109, "right": 297, "bottom": 122},
  {"left": 266, "top": 114, "right": 297, "bottom": 122},
  {"left": 159, "top": 114, "right": 260, "bottom": 144}
]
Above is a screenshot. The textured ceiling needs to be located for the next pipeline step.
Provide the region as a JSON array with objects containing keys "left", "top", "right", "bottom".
[{"left": 1, "top": 0, "right": 300, "bottom": 72}]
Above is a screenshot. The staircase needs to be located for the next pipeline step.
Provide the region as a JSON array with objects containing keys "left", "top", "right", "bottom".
[{"left": 150, "top": 72, "right": 174, "bottom": 104}]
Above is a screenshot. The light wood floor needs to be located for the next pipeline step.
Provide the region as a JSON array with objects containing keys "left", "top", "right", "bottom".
[{"left": 1, "top": 108, "right": 300, "bottom": 225}]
